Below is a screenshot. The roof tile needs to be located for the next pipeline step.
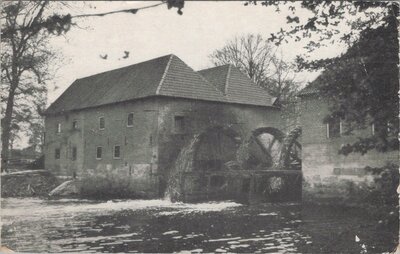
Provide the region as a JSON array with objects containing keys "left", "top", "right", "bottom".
[
  {"left": 198, "top": 65, "right": 274, "bottom": 107},
  {"left": 45, "top": 55, "right": 274, "bottom": 115}
]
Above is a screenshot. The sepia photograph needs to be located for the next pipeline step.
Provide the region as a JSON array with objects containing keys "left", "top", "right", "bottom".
[{"left": 1, "top": 0, "right": 399, "bottom": 253}]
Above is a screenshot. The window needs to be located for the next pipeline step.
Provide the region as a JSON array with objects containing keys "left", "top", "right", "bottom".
[
  {"left": 174, "top": 115, "right": 185, "bottom": 133},
  {"left": 96, "top": 146, "right": 102, "bottom": 160},
  {"left": 113, "top": 145, "right": 121, "bottom": 159},
  {"left": 72, "top": 120, "right": 78, "bottom": 130},
  {"left": 127, "top": 113, "right": 134, "bottom": 127},
  {"left": 326, "top": 117, "right": 340, "bottom": 138},
  {"left": 56, "top": 123, "right": 61, "bottom": 133},
  {"left": 371, "top": 123, "right": 375, "bottom": 136},
  {"left": 55, "top": 148, "right": 60, "bottom": 159},
  {"left": 99, "top": 117, "right": 105, "bottom": 130},
  {"left": 72, "top": 147, "right": 77, "bottom": 161}
]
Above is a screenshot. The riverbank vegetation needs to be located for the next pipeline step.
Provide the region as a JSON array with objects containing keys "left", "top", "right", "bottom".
[
  {"left": 349, "top": 163, "right": 399, "bottom": 227},
  {"left": 1, "top": 170, "right": 59, "bottom": 197}
]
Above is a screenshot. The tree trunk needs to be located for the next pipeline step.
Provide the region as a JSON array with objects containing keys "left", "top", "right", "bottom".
[{"left": 1, "top": 84, "right": 17, "bottom": 172}]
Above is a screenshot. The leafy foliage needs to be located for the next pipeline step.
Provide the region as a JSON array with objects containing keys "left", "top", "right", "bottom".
[
  {"left": 317, "top": 21, "right": 398, "bottom": 154},
  {"left": 346, "top": 163, "right": 399, "bottom": 226},
  {"left": 1, "top": 1, "right": 61, "bottom": 170},
  {"left": 251, "top": 1, "right": 399, "bottom": 155}
]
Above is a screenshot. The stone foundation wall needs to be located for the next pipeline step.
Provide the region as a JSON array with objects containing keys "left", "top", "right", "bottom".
[{"left": 180, "top": 170, "right": 302, "bottom": 203}]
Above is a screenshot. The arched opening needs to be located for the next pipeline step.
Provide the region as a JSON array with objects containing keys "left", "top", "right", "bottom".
[
  {"left": 244, "top": 127, "right": 284, "bottom": 170},
  {"left": 193, "top": 126, "right": 241, "bottom": 171}
]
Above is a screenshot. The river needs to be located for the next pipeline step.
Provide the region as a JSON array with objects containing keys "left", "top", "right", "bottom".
[{"left": 1, "top": 198, "right": 397, "bottom": 253}]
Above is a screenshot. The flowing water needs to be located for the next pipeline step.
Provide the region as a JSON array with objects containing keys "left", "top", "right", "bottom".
[
  {"left": 1, "top": 198, "right": 397, "bottom": 253},
  {"left": 164, "top": 134, "right": 200, "bottom": 202}
]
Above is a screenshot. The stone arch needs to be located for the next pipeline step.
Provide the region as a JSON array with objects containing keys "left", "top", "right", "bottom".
[
  {"left": 193, "top": 126, "right": 242, "bottom": 171},
  {"left": 251, "top": 127, "right": 285, "bottom": 141},
  {"left": 239, "top": 127, "right": 284, "bottom": 170}
]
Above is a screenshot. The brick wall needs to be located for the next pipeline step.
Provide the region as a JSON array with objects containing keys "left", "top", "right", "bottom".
[
  {"left": 44, "top": 98, "right": 160, "bottom": 195},
  {"left": 300, "top": 94, "right": 398, "bottom": 202},
  {"left": 45, "top": 96, "right": 283, "bottom": 197}
]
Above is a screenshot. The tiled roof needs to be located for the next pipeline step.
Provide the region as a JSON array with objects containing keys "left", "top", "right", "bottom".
[
  {"left": 157, "top": 55, "right": 226, "bottom": 102},
  {"left": 198, "top": 65, "right": 275, "bottom": 107},
  {"left": 298, "top": 69, "right": 332, "bottom": 96},
  {"left": 198, "top": 65, "right": 230, "bottom": 93},
  {"left": 45, "top": 55, "right": 171, "bottom": 114},
  {"left": 45, "top": 55, "right": 228, "bottom": 115},
  {"left": 298, "top": 80, "right": 320, "bottom": 96},
  {"left": 45, "top": 55, "right": 275, "bottom": 115}
]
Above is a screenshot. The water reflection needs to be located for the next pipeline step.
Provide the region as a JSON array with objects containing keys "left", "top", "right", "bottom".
[{"left": 1, "top": 198, "right": 396, "bottom": 253}]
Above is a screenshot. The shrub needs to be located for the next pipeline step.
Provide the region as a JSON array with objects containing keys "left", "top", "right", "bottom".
[
  {"left": 364, "top": 163, "right": 399, "bottom": 207},
  {"left": 345, "top": 163, "right": 399, "bottom": 228},
  {"left": 28, "top": 155, "right": 44, "bottom": 169}
]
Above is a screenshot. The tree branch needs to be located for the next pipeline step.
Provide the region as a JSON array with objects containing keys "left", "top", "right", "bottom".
[{"left": 72, "top": 2, "right": 166, "bottom": 18}]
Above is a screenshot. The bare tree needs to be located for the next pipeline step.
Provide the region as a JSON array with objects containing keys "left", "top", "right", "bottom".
[
  {"left": 210, "top": 34, "right": 300, "bottom": 104},
  {"left": 262, "top": 52, "right": 299, "bottom": 103},
  {"left": 0, "top": 1, "right": 66, "bottom": 171},
  {"left": 1, "top": 1, "right": 184, "bottom": 171},
  {"left": 210, "top": 34, "right": 275, "bottom": 86}
]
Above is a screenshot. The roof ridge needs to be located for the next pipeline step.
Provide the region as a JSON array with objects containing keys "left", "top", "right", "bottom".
[
  {"left": 172, "top": 56, "right": 227, "bottom": 98},
  {"left": 195, "top": 66, "right": 227, "bottom": 99},
  {"left": 156, "top": 54, "right": 174, "bottom": 95},
  {"left": 198, "top": 64, "right": 231, "bottom": 72},
  {"left": 224, "top": 65, "right": 232, "bottom": 95},
  {"left": 230, "top": 65, "right": 267, "bottom": 91},
  {"left": 77, "top": 54, "right": 174, "bottom": 81}
]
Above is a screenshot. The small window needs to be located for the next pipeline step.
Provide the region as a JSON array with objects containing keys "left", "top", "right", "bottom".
[
  {"left": 99, "top": 117, "right": 105, "bottom": 130},
  {"left": 127, "top": 113, "right": 134, "bottom": 127},
  {"left": 96, "top": 146, "right": 102, "bottom": 160},
  {"left": 72, "top": 146, "right": 77, "bottom": 161},
  {"left": 56, "top": 123, "right": 61, "bottom": 133},
  {"left": 327, "top": 117, "right": 340, "bottom": 138},
  {"left": 55, "top": 148, "right": 60, "bottom": 159},
  {"left": 113, "top": 145, "right": 121, "bottom": 159},
  {"left": 371, "top": 123, "right": 375, "bottom": 136},
  {"left": 174, "top": 115, "right": 185, "bottom": 133},
  {"left": 72, "top": 120, "right": 78, "bottom": 130}
]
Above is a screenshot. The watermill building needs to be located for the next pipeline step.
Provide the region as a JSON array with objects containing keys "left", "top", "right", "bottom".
[{"left": 43, "top": 54, "right": 292, "bottom": 199}]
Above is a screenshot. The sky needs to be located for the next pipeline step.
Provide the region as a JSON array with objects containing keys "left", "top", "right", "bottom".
[
  {"left": 47, "top": 1, "right": 347, "bottom": 104},
  {"left": 14, "top": 1, "right": 351, "bottom": 148}
]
